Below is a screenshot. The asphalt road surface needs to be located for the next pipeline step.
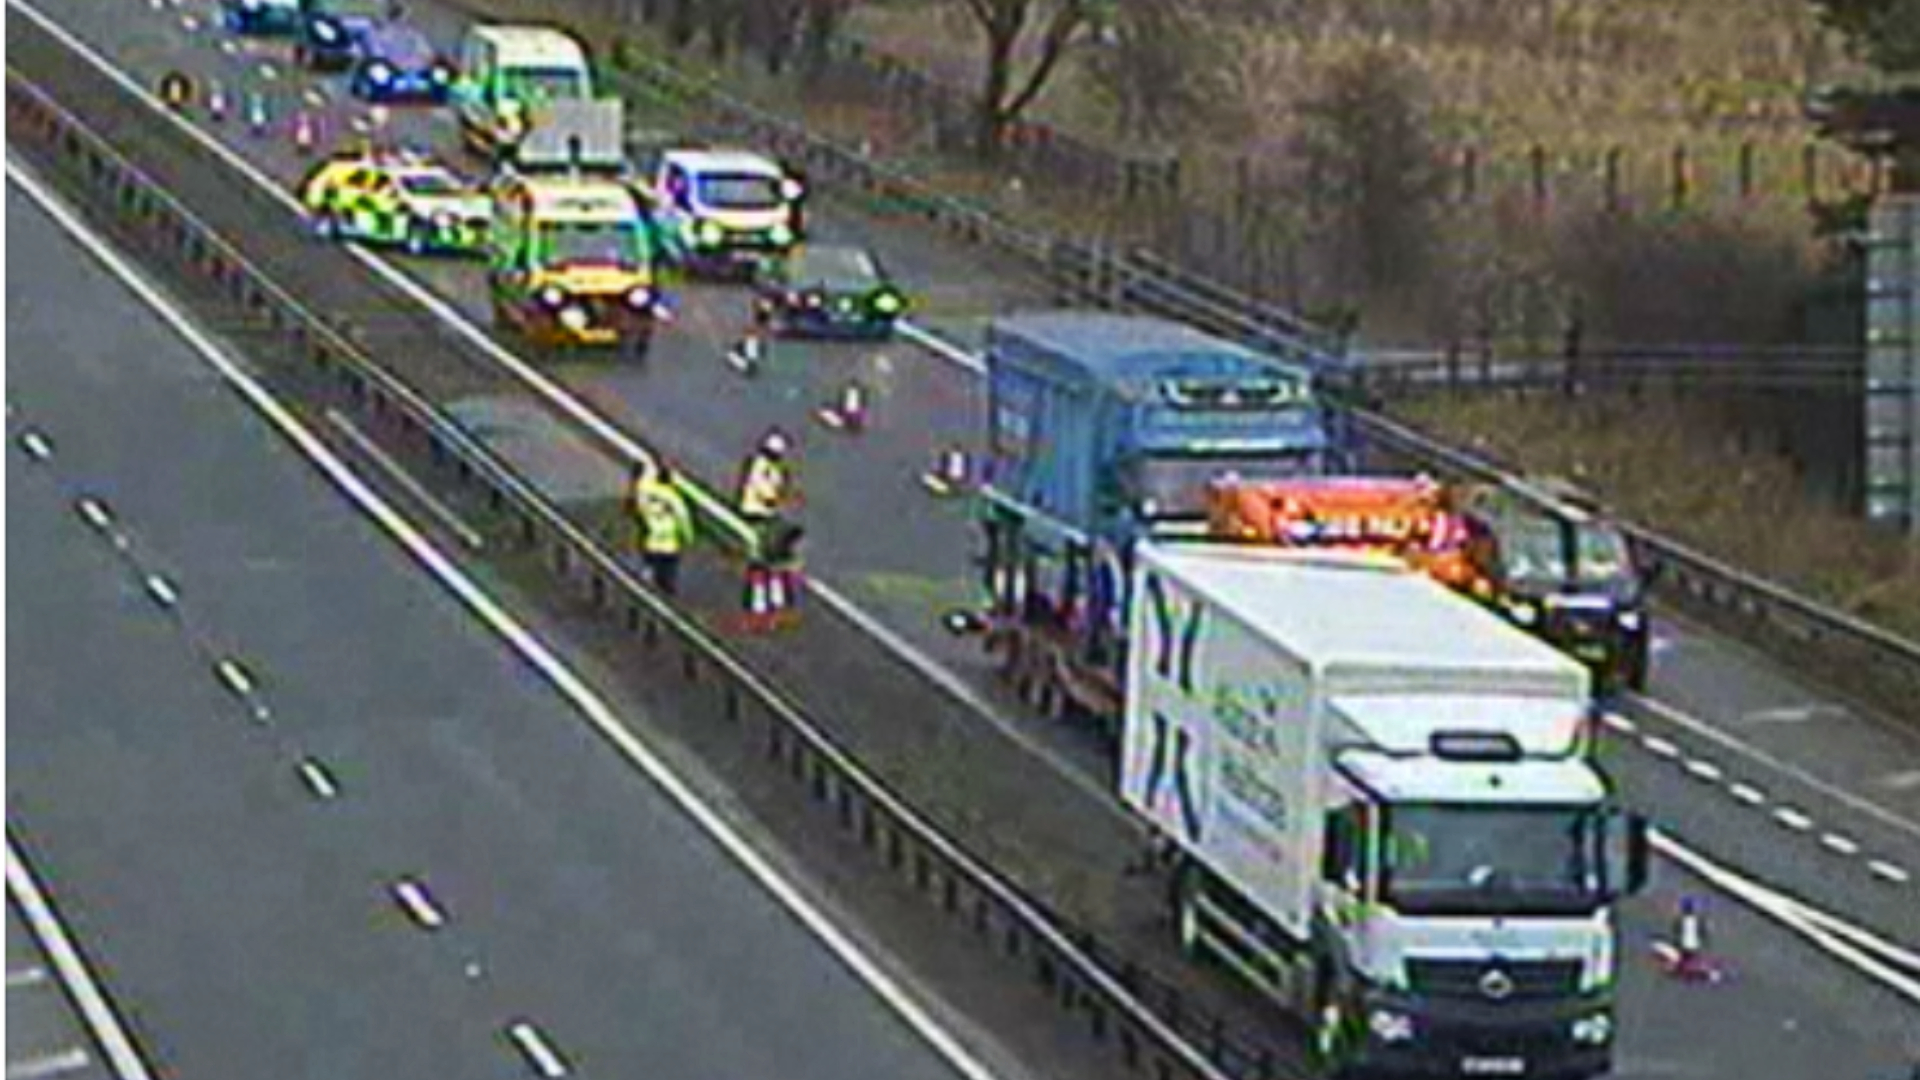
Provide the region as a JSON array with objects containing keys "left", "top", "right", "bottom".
[
  {"left": 4, "top": 174, "right": 1034, "bottom": 1080},
  {"left": 9, "top": 2, "right": 1920, "bottom": 1073},
  {"left": 6, "top": 896, "right": 114, "bottom": 1080}
]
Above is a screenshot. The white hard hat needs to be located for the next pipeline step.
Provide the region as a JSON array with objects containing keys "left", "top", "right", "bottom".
[{"left": 762, "top": 431, "right": 790, "bottom": 455}]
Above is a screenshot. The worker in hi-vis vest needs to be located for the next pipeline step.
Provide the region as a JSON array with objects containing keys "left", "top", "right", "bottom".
[{"left": 631, "top": 459, "right": 695, "bottom": 596}]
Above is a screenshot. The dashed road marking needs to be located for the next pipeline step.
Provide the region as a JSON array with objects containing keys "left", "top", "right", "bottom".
[
  {"left": 5, "top": 966, "right": 47, "bottom": 988},
  {"left": 178, "top": 13, "right": 198, "bottom": 31},
  {"left": 1600, "top": 712, "right": 1637, "bottom": 735},
  {"left": 1683, "top": 759, "right": 1724, "bottom": 782},
  {"left": 257, "top": 63, "right": 276, "bottom": 81},
  {"left": 144, "top": 573, "right": 179, "bottom": 608},
  {"left": 505, "top": 1021, "right": 570, "bottom": 1078},
  {"left": 391, "top": 879, "right": 446, "bottom": 929},
  {"left": 1820, "top": 832, "right": 1861, "bottom": 856},
  {"left": 1728, "top": 782, "right": 1768, "bottom": 805},
  {"left": 18, "top": 430, "right": 53, "bottom": 460},
  {"left": 303, "top": 88, "right": 327, "bottom": 109},
  {"left": 74, "top": 497, "right": 113, "bottom": 532},
  {"left": 1877, "top": 769, "right": 1920, "bottom": 792},
  {"left": 297, "top": 758, "right": 339, "bottom": 800},
  {"left": 213, "top": 657, "right": 256, "bottom": 697},
  {"left": 6, "top": 1048, "right": 91, "bottom": 1079},
  {"left": 219, "top": 39, "right": 237, "bottom": 55},
  {"left": 1868, "top": 861, "right": 1911, "bottom": 885},
  {"left": 1773, "top": 807, "right": 1814, "bottom": 832},
  {"left": 1642, "top": 735, "right": 1680, "bottom": 759}
]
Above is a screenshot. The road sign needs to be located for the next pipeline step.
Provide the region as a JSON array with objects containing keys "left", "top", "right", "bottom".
[{"left": 1865, "top": 195, "right": 1920, "bottom": 531}]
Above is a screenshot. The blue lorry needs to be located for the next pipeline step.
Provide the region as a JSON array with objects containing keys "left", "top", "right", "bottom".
[{"left": 964, "top": 310, "right": 1351, "bottom": 733}]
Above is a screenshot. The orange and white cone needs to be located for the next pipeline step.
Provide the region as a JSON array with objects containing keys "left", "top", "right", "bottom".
[
  {"left": 1653, "top": 896, "right": 1722, "bottom": 983},
  {"left": 921, "top": 446, "right": 970, "bottom": 495},
  {"left": 291, "top": 110, "right": 317, "bottom": 154},
  {"left": 207, "top": 83, "right": 229, "bottom": 123},
  {"left": 245, "top": 91, "right": 269, "bottom": 137},
  {"left": 726, "top": 329, "right": 765, "bottom": 375},
  {"left": 816, "top": 381, "right": 867, "bottom": 432}
]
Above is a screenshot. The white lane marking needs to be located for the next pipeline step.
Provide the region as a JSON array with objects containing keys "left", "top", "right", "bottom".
[
  {"left": 505, "top": 1022, "right": 569, "bottom": 1078},
  {"left": 1774, "top": 807, "right": 1814, "bottom": 831},
  {"left": 6, "top": 1049, "right": 91, "bottom": 1080},
  {"left": 898, "top": 320, "right": 986, "bottom": 375},
  {"left": 178, "top": 13, "right": 197, "bottom": 31},
  {"left": 143, "top": 573, "right": 179, "bottom": 608},
  {"left": 1652, "top": 833, "right": 1920, "bottom": 1006},
  {"left": 302, "top": 89, "right": 327, "bottom": 109},
  {"left": 1729, "top": 782, "right": 1768, "bottom": 806},
  {"left": 297, "top": 758, "right": 339, "bottom": 800},
  {"left": 325, "top": 409, "right": 485, "bottom": 550},
  {"left": 7, "top": 156, "right": 1024, "bottom": 1080},
  {"left": 6, "top": 838, "right": 159, "bottom": 1079},
  {"left": 391, "top": 879, "right": 446, "bottom": 929},
  {"left": 1641, "top": 735, "right": 1681, "bottom": 759},
  {"left": 10, "top": 0, "right": 1138, "bottom": 817},
  {"left": 213, "top": 657, "right": 256, "bottom": 697},
  {"left": 20, "top": 430, "right": 54, "bottom": 459},
  {"left": 218, "top": 39, "right": 236, "bottom": 55},
  {"left": 1633, "top": 696, "right": 1920, "bottom": 843},
  {"left": 1869, "top": 860, "right": 1912, "bottom": 885},
  {"left": 257, "top": 62, "right": 276, "bottom": 81},
  {"left": 1599, "top": 711, "right": 1637, "bottom": 735},
  {"left": 74, "top": 497, "right": 114, "bottom": 532},
  {"left": 1878, "top": 769, "right": 1920, "bottom": 792},
  {"left": 5, "top": 966, "right": 48, "bottom": 988},
  {"left": 1682, "top": 758, "right": 1724, "bottom": 782},
  {"left": 1820, "top": 832, "right": 1861, "bottom": 856}
]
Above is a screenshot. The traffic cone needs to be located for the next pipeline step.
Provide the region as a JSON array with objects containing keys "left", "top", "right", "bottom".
[
  {"left": 206, "top": 82, "right": 228, "bottom": 123},
  {"left": 816, "top": 381, "right": 867, "bottom": 432},
  {"left": 1653, "top": 896, "right": 1722, "bottom": 983},
  {"left": 726, "top": 329, "right": 764, "bottom": 375},
  {"left": 921, "top": 446, "right": 970, "bottom": 496},
  {"left": 740, "top": 565, "right": 775, "bottom": 634},
  {"left": 291, "top": 110, "right": 316, "bottom": 154},
  {"left": 245, "top": 91, "right": 269, "bottom": 137}
]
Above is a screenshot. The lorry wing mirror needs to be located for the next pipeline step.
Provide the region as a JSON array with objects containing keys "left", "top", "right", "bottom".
[
  {"left": 1603, "top": 809, "right": 1652, "bottom": 898},
  {"left": 1625, "top": 813, "right": 1652, "bottom": 895},
  {"left": 943, "top": 609, "right": 987, "bottom": 637}
]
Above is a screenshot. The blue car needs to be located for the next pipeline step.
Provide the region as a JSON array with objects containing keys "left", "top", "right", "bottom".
[
  {"left": 294, "top": 0, "right": 400, "bottom": 72},
  {"left": 349, "top": 23, "right": 453, "bottom": 101},
  {"left": 220, "top": 0, "right": 301, "bottom": 35}
]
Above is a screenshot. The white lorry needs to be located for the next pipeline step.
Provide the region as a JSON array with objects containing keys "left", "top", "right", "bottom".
[{"left": 1122, "top": 545, "right": 1648, "bottom": 1079}]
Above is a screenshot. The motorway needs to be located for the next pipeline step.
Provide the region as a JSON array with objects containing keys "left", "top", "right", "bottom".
[
  {"left": 8, "top": 0, "right": 1920, "bottom": 1072},
  {"left": 4, "top": 176, "right": 1031, "bottom": 1080}
]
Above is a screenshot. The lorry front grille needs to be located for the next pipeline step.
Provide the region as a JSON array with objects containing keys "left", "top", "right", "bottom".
[{"left": 1405, "top": 958, "right": 1582, "bottom": 1002}]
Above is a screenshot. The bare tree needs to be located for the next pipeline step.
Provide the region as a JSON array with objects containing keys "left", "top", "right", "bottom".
[{"left": 956, "top": 0, "right": 1092, "bottom": 154}]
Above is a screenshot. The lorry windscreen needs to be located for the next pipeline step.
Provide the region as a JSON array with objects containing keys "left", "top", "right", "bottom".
[
  {"left": 1382, "top": 804, "right": 1606, "bottom": 917},
  {"left": 696, "top": 173, "right": 786, "bottom": 210},
  {"left": 1137, "top": 453, "right": 1320, "bottom": 518},
  {"left": 505, "top": 67, "right": 587, "bottom": 102},
  {"left": 537, "top": 221, "right": 647, "bottom": 266}
]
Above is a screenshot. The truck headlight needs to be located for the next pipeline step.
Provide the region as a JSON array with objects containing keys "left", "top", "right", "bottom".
[
  {"left": 1571, "top": 1013, "right": 1613, "bottom": 1045},
  {"left": 768, "top": 222, "right": 794, "bottom": 247},
  {"left": 367, "top": 61, "right": 393, "bottom": 85},
  {"left": 1617, "top": 609, "right": 1643, "bottom": 631},
  {"left": 1506, "top": 600, "right": 1538, "bottom": 625},
  {"left": 694, "top": 220, "right": 726, "bottom": 247},
  {"left": 625, "top": 286, "right": 653, "bottom": 309},
  {"left": 1367, "top": 1009, "right": 1415, "bottom": 1044},
  {"left": 870, "top": 289, "right": 903, "bottom": 315},
  {"left": 539, "top": 286, "right": 565, "bottom": 308},
  {"left": 430, "top": 63, "right": 452, "bottom": 83},
  {"left": 558, "top": 306, "right": 589, "bottom": 332},
  {"left": 312, "top": 18, "right": 340, "bottom": 42}
]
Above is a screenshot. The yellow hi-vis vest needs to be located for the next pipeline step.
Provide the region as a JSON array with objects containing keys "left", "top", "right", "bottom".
[
  {"left": 633, "top": 477, "right": 694, "bottom": 555},
  {"left": 739, "top": 454, "right": 788, "bottom": 518}
]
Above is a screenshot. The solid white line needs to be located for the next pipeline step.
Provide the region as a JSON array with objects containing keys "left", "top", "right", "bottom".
[
  {"left": 898, "top": 320, "right": 986, "bottom": 374},
  {"left": 1869, "top": 860, "right": 1911, "bottom": 885},
  {"left": 1633, "top": 696, "right": 1920, "bottom": 843},
  {"left": 143, "top": 574, "right": 179, "bottom": 608},
  {"left": 1820, "top": 832, "right": 1861, "bottom": 856},
  {"left": 391, "top": 879, "right": 446, "bottom": 929},
  {"left": 5, "top": 839, "right": 158, "bottom": 1079},
  {"left": 325, "top": 409, "right": 485, "bottom": 550},
  {"left": 6, "top": 966, "right": 48, "bottom": 988},
  {"left": 7, "top": 152, "right": 1015, "bottom": 1080},
  {"left": 1598, "top": 712, "right": 1637, "bottom": 735},
  {"left": 20, "top": 430, "right": 54, "bottom": 460},
  {"left": 6, "top": 1049, "right": 91, "bottom": 1080},
  {"left": 297, "top": 759, "right": 339, "bottom": 800},
  {"left": 1729, "top": 782, "right": 1768, "bottom": 806},
  {"left": 505, "top": 1022, "right": 569, "bottom": 1078},
  {"left": 1774, "top": 807, "right": 1814, "bottom": 831},
  {"left": 1683, "top": 759, "right": 1724, "bottom": 782},
  {"left": 1641, "top": 735, "right": 1680, "bottom": 759}
]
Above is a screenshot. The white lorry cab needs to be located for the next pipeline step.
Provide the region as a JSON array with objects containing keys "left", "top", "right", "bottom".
[
  {"left": 645, "top": 148, "right": 804, "bottom": 276},
  {"left": 1121, "top": 545, "right": 1648, "bottom": 1080},
  {"left": 455, "top": 25, "right": 593, "bottom": 161}
]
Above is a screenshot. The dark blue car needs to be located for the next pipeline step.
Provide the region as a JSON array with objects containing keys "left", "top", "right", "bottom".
[
  {"left": 220, "top": 0, "right": 301, "bottom": 35},
  {"left": 294, "top": 0, "right": 400, "bottom": 72},
  {"left": 349, "top": 23, "right": 452, "bottom": 101}
]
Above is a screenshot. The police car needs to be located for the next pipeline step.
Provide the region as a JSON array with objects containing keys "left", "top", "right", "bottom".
[
  {"left": 752, "top": 245, "right": 907, "bottom": 338},
  {"left": 219, "top": 0, "right": 301, "bottom": 35},
  {"left": 349, "top": 22, "right": 454, "bottom": 102},
  {"left": 300, "top": 149, "right": 489, "bottom": 256}
]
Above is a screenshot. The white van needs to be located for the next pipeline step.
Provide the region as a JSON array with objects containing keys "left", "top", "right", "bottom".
[{"left": 455, "top": 25, "right": 594, "bottom": 160}]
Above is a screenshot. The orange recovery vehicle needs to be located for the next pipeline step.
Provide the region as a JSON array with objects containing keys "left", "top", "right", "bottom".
[{"left": 1204, "top": 474, "right": 1475, "bottom": 587}]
